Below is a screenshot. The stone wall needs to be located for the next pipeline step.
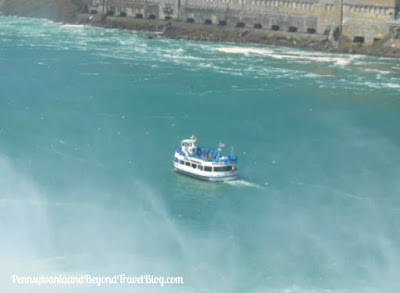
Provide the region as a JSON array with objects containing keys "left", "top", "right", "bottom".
[
  {"left": 88, "top": 0, "right": 399, "bottom": 44},
  {"left": 342, "top": 0, "right": 397, "bottom": 44},
  {"left": 181, "top": 0, "right": 321, "bottom": 33},
  {"left": 88, "top": 0, "right": 179, "bottom": 19}
]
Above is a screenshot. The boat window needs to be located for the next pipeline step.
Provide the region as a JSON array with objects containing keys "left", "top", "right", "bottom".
[
  {"left": 214, "top": 167, "right": 223, "bottom": 172},
  {"left": 185, "top": 161, "right": 190, "bottom": 166},
  {"left": 191, "top": 163, "right": 197, "bottom": 168},
  {"left": 225, "top": 166, "right": 232, "bottom": 171},
  {"left": 204, "top": 166, "right": 212, "bottom": 172},
  {"left": 198, "top": 165, "right": 203, "bottom": 170},
  {"left": 179, "top": 160, "right": 184, "bottom": 164}
]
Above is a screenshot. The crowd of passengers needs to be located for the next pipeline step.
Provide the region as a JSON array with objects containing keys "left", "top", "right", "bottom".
[{"left": 176, "top": 147, "right": 238, "bottom": 162}]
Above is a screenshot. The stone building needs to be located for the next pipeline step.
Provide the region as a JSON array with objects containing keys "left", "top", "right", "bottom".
[
  {"left": 87, "top": 0, "right": 399, "bottom": 44},
  {"left": 88, "top": 0, "right": 179, "bottom": 19},
  {"left": 341, "top": 0, "right": 398, "bottom": 43}
]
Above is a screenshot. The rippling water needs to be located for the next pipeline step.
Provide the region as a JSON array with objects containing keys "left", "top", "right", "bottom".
[{"left": 1, "top": 16, "right": 400, "bottom": 293}]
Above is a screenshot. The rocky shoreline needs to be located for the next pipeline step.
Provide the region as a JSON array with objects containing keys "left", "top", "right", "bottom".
[
  {"left": 1, "top": 0, "right": 400, "bottom": 58},
  {"left": 86, "top": 15, "right": 400, "bottom": 58}
]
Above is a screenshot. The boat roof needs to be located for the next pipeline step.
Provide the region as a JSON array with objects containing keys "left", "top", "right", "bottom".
[
  {"left": 181, "top": 135, "right": 198, "bottom": 144},
  {"left": 182, "top": 139, "right": 196, "bottom": 143}
]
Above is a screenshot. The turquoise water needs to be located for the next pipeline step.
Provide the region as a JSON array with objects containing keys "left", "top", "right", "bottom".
[{"left": 1, "top": 16, "right": 400, "bottom": 292}]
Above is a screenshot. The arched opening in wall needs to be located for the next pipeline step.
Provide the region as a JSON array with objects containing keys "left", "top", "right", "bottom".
[
  {"left": 353, "top": 36, "right": 365, "bottom": 43},
  {"left": 119, "top": 11, "right": 127, "bottom": 17},
  {"left": 186, "top": 18, "right": 195, "bottom": 23},
  {"left": 164, "top": 16, "right": 172, "bottom": 21},
  {"left": 332, "top": 27, "right": 340, "bottom": 41},
  {"left": 148, "top": 14, "right": 156, "bottom": 20},
  {"left": 135, "top": 13, "right": 143, "bottom": 19},
  {"left": 373, "top": 38, "right": 381, "bottom": 42},
  {"left": 218, "top": 20, "right": 227, "bottom": 26},
  {"left": 204, "top": 19, "right": 212, "bottom": 25},
  {"left": 236, "top": 22, "right": 245, "bottom": 28},
  {"left": 288, "top": 26, "right": 297, "bottom": 32},
  {"left": 254, "top": 23, "right": 262, "bottom": 29},
  {"left": 105, "top": 10, "right": 115, "bottom": 17},
  {"left": 307, "top": 28, "right": 316, "bottom": 34},
  {"left": 271, "top": 25, "right": 280, "bottom": 31},
  {"left": 90, "top": 10, "right": 98, "bottom": 15}
]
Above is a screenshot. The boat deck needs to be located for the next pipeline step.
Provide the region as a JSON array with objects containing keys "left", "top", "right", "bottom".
[{"left": 176, "top": 147, "right": 238, "bottom": 163}]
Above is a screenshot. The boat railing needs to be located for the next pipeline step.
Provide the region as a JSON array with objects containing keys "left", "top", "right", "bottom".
[{"left": 176, "top": 147, "right": 238, "bottom": 163}]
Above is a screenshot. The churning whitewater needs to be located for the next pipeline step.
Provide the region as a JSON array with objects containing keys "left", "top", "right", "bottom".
[{"left": 1, "top": 16, "right": 400, "bottom": 293}]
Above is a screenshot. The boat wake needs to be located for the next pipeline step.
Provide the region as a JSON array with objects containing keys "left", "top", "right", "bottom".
[{"left": 224, "top": 179, "right": 264, "bottom": 189}]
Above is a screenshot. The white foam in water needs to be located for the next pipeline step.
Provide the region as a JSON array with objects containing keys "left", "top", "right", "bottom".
[
  {"left": 225, "top": 179, "right": 264, "bottom": 189},
  {"left": 362, "top": 81, "right": 381, "bottom": 89},
  {"left": 362, "top": 81, "right": 400, "bottom": 90},
  {"left": 364, "top": 68, "right": 394, "bottom": 75},
  {"left": 61, "top": 24, "right": 87, "bottom": 29},
  {"left": 215, "top": 46, "right": 362, "bottom": 66},
  {"left": 215, "top": 47, "right": 275, "bottom": 56},
  {"left": 383, "top": 83, "right": 400, "bottom": 89}
]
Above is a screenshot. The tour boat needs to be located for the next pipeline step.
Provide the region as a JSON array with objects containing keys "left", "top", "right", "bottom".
[{"left": 173, "top": 135, "right": 239, "bottom": 181}]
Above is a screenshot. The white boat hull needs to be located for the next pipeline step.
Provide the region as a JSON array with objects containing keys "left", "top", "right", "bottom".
[
  {"left": 173, "top": 137, "right": 239, "bottom": 182},
  {"left": 173, "top": 161, "right": 239, "bottom": 182}
]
